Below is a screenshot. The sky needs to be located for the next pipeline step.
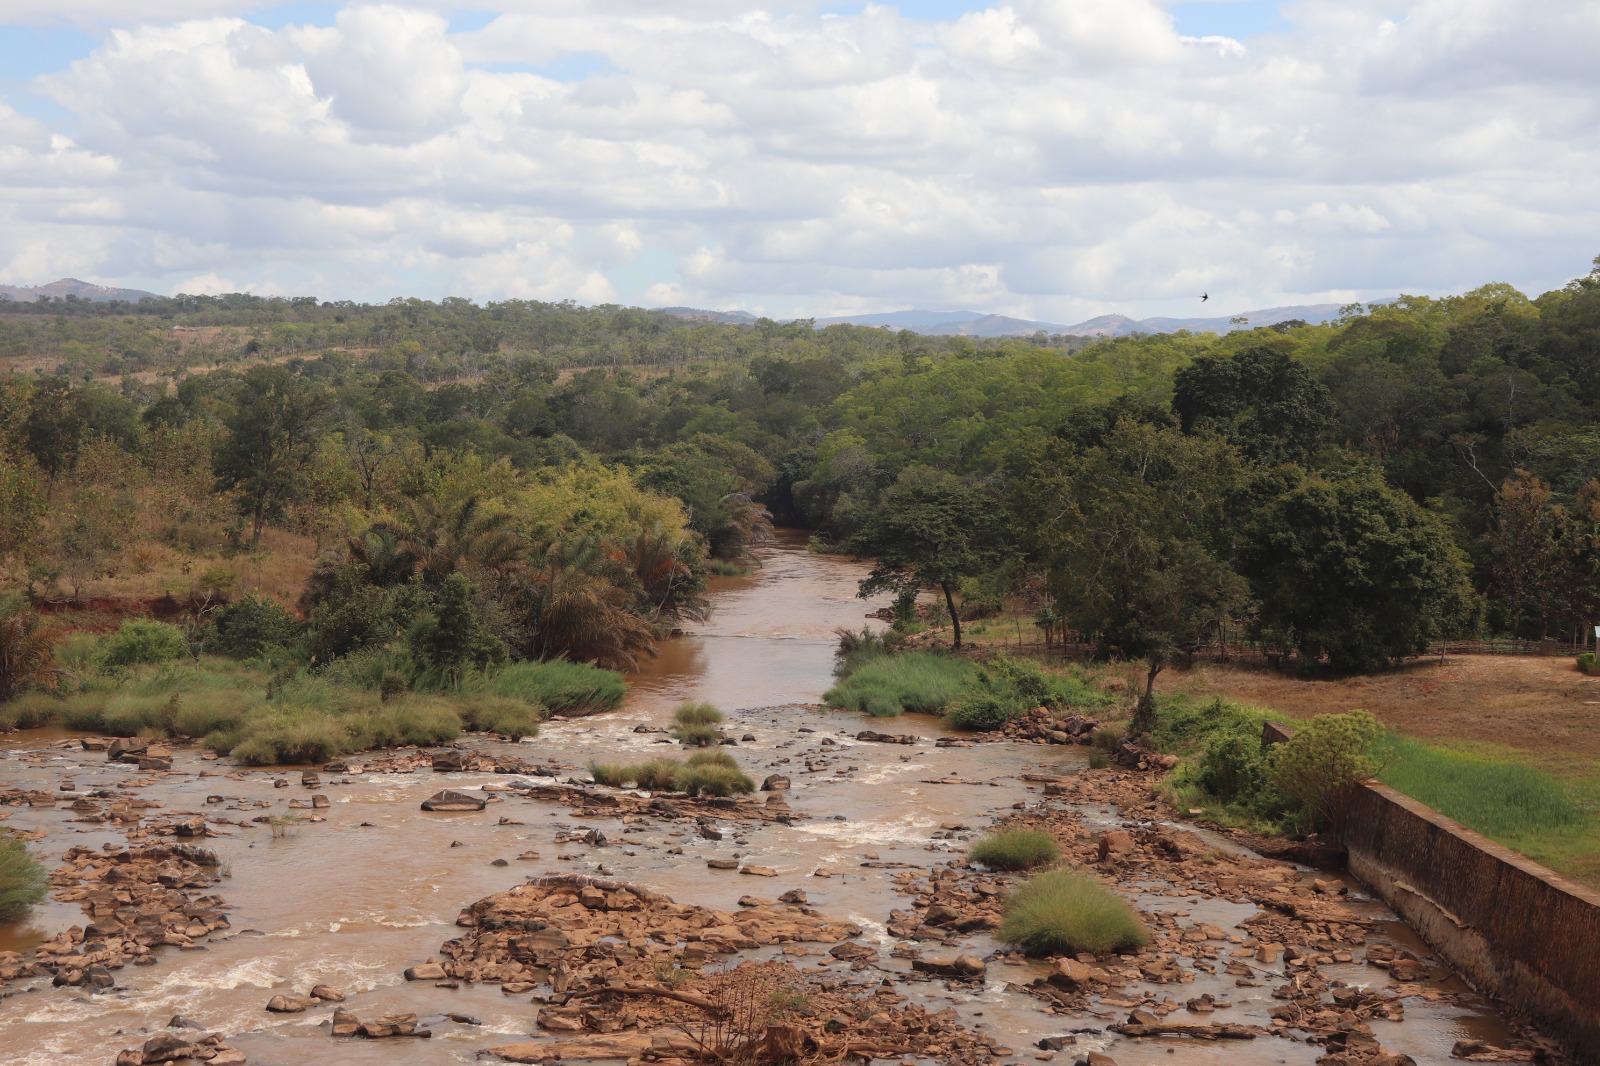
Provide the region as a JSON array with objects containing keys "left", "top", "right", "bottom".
[{"left": 0, "top": 1, "right": 1596, "bottom": 322}]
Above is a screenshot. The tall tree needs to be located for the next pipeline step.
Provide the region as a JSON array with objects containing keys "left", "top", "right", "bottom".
[
  {"left": 846, "top": 465, "right": 1009, "bottom": 650},
  {"left": 1240, "top": 465, "right": 1479, "bottom": 670},
  {"left": 1020, "top": 420, "right": 1253, "bottom": 731},
  {"left": 214, "top": 365, "right": 334, "bottom": 546}
]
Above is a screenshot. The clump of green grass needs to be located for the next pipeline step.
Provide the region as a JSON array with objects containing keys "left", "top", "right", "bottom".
[
  {"left": 968, "top": 829, "right": 1060, "bottom": 871},
  {"left": 679, "top": 763, "right": 755, "bottom": 797},
  {"left": 461, "top": 695, "right": 543, "bottom": 740},
  {"left": 588, "top": 761, "right": 634, "bottom": 786},
  {"left": 350, "top": 698, "right": 461, "bottom": 748},
  {"left": 824, "top": 651, "right": 979, "bottom": 717},
  {"left": 996, "top": 870, "right": 1150, "bottom": 956},
  {"left": 230, "top": 708, "right": 354, "bottom": 765},
  {"left": 633, "top": 758, "right": 683, "bottom": 790},
  {"left": 672, "top": 702, "right": 725, "bottom": 745},
  {"left": 686, "top": 750, "right": 739, "bottom": 770},
  {"left": 943, "top": 692, "right": 1025, "bottom": 732},
  {"left": 0, "top": 837, "right": 48, "bottom": 922},
  {"left": 1378, "top": 736, "right": 1583, "bottom": 839},
  {"left": 491, "top": 660, "right": 627, "bottom": 716}
]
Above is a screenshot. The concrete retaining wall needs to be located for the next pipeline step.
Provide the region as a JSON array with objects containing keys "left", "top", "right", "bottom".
[{"left": 1343, "top": 782, "right": 1600, "bottom": 1064}]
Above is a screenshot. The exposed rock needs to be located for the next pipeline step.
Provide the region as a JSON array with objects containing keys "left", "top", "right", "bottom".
[
  {"left": 404, "top": 961, "right": 447, "bottom": 981},
  {"left": 911, "top": 953, "right": 986, "bottom": 979},
  {"left": 421, "top": 789, "right": 487, "bottom": 812},
  {"left": 761, "top": 775, "right": 791, "bottom": 791}
]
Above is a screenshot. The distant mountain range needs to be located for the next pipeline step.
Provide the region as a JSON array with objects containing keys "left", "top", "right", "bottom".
[
  {"left": 0, "top": 278, "right": 160, "bottom": 303},
  {"left": 661, "top": 303, "right": 1349, "bottom": 338}
]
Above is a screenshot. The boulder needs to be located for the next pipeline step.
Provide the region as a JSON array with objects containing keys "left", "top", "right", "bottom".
[
  {"left": 309, "top": 984, "right": 345, "bottom": 1002},
  {"left": 404, "top": 961, "right": 447, "bottom": 981},
  {"left": 421, "top": 790, "right": 487, "bottom": 812},
  {"left": 1097, "top": 830, "right": 1136, "bottom": 861},
  {"left": 301, "top": 770, "right": 321, "bottom": 788},
  {"left": 139, "top": 1033, "right": 194, "bottom": 1063},
  {"left": 739, "top": 865, "right": 778, "bottom": 877},
  {"left": 107, "top": 737, "right": 149, "bottom": 762},
  {"left": 266, "top": 994, "right": 312, "bottom": 1013},
  {"left": 912, "top": 953, "right": 986, "bottom": 979},
  {"left": 760, "top": 775, "right": 790, "bottom": 791}
]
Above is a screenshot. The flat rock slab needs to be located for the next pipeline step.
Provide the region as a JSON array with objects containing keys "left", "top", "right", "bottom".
[{"left": 422, "top": 790, "right": 487, "bottom": 812}]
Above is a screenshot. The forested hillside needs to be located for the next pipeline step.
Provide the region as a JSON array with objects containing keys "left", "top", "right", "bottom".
[{"left": 3, "top": 257, "right": 1599, "bottom": 696}]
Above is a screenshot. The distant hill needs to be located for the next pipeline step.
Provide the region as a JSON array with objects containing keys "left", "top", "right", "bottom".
[
  {"left": 803, "top": 303, "right": 1349, "bottom": 338},
  {"left": 657, "top": 306, "right": 759, "bottom": 326},
  {"left": 0, "top": 278, "right": 160, "bottom": 304}
]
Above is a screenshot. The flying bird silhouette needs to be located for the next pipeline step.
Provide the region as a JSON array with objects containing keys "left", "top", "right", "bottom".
[{"left": 1200, "top": 292, "right": 1209, "bottom": 302}]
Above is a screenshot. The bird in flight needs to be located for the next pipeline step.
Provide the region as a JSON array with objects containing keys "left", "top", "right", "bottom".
[{"left": 1200, "top": 292, "right": 1209, "bottom": 302}]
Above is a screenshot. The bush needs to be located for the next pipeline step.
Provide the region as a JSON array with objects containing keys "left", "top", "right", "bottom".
[
  {"left": 679, "top": 763, "right": 755, "bottom": 797},
  {"left": 208, "top": 595, "right": 300, "bottom": 658},
  {"left": 969, "top": 829, "right": 1060, "bottom": 871},
  {"left": 943, "top": 691, "right": 1025, "bottom": 732},
  {"left": 97, "top": 620, "right": 187, "bottom": 667},
  {"left": 0, "top": 837, "right": 48, "bottom": 922},
  {"left": 1091, "top": 721, "right": 1127, "bottom": 753},
  {"left": 996, "top": 870, "right": 1150, "bottom": 956},
  {"left": 1579, "top": 652, "right": 1599, "bottom": 676},
  {"left": 0, "top": 596, "right": 59, "bottom": 702},
  {"left": 824, "top": 651, "right": 978, "bottom": 717},
  {"left": 351, "top": 698, "right": 461, "bottom": 748},
  {"left": 1195, "top": 732, "right": 1270, "bottom": 805},
  {"left": 1266, "top": 710, "right": 1385, "bottom": 837},
  {"left": 492, "top": 660, "right": 627, "bottom": 715},
  {"left": 686, "top": 750, "right": 739, "bottom": 770}
]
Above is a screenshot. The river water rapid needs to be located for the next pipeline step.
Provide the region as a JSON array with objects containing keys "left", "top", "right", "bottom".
[{"left": 0, "top": 533, "right": 1517, "bottom": 1065}]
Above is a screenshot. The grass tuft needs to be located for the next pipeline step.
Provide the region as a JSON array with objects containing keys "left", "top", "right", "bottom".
[
  {"left": 824, "top": 651, "right": 978, "bottom": 717},
  {"left": 491, "top": 660, "right": 626, "bottom": 716},
  {"left": 997, "top": 869, "right": 1150, "bottom": 956},
  {"left": 968, "top": 829, "right": 1060, "bottom": 871},
  {"left": 0, "top": 837, "right": 48, "bottom": 922}
]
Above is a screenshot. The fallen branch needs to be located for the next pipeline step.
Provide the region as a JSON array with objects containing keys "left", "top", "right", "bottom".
[{"left": 570, "top": 982, "right": 722, "bottom": 1013}]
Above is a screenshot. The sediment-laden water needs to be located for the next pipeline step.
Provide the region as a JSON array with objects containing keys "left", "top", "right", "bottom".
[{"left": 0, "top": 534, "right": 1522, "bottom": 1065}]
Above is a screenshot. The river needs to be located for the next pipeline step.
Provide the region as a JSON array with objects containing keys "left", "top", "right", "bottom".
[{"left": 0, "top": 534, "right": 1520, "bottom": 1065}]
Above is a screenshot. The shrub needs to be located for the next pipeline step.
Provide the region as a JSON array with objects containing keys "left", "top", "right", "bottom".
[
  {"left": 1196, "top": 733, "right": 1270, "bottom": 805},
  {"left": 492, "top": 660, "right": 627, "bottom": 715},
  {"left": 1091, "top": 721, "right": 1128, "bottom": 753},
  {"left": 679, "top": 763, "right": 755, "bottom": 797},
  {"left": 1579, "top": 653, "right": 1599, "bottom": 676},
  {"left": 0, "top": 837, "right": 48, "bottom": 922},
  {"left": 996, "top": 870, "right": 1150, "bottom": 956},
  {"left": 0, "top": 596, "right": 59, "bottom": 702},
  {"left": 97, "top": 620, "right": 187, "bottom": 667},
  {"left": 1266, "top": 710, "right": 1385, "bottom": 838},
  {"left": 208, "top": 595, "right": 301, "bottom": 658},
  {"left": 969, "top": 829, "right": 1060, "bottom": 871},
  {"left": 944, "top": 692, "right": 1024, "bottom": 732},
  {"left": 824, "top": 651, "right": 977, "bottom": 717}
]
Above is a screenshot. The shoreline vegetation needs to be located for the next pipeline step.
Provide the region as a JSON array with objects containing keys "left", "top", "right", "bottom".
[{"left": 5, "top": 260, "right": 1600, "bottom": 944}]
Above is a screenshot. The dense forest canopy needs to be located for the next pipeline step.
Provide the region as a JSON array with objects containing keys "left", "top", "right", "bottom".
[{"left": 3, "top": 256, "right": 1600, "bottom": 684}]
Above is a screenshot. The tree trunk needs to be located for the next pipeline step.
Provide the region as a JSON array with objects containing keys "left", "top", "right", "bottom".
[
  {"left": 251, "top": 499, "right": 267, "bottom": 548},
  {"left": 941, "top": 581, "right": 962, "bottom": 650},
  {"left": 1131, "top": 657, "right": 1163, "bottom": 736}
]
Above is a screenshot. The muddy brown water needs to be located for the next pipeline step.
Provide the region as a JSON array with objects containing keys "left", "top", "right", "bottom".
[{"left": 0, "top": 534, "right": 1519, "bottom": 1065}]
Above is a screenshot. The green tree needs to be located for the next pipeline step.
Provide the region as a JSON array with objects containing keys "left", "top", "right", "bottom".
[
  {"left": 409, "top": 573, "right": 507, "bottom": 687},
  {"left": 1267, "top": 710, "right": 1385, "bottom": 840},
  {"left": 1240, "top": 465, "right": 1479, "bottom": 670},
  {"left": 1171, "top": 345, "right": 1331, "bottom": 465},
  {"left": 846, "top": 465, "right": 1009, "bottom": 650},
  {"left": 214, "top": 365, "right": 335, "bottom": 545},
  {"left": 1021, "top": 421, "right": 1253, "bottom": 731}
]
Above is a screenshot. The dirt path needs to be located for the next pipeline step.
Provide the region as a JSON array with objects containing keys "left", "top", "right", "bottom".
[{"left": 1162, "top": 656, "right": 1600, "bottom": 776}]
